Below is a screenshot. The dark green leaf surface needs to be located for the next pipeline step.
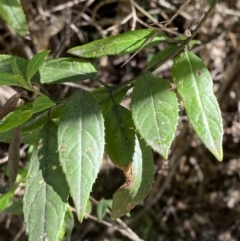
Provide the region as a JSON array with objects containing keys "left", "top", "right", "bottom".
[
  {"left": 0, "top": 55, "right": 28, "bottom": 74},
  {"left": 0, "top": 56, "right": 30, "bottom": 89},
  {"left": 32, "top": 58, "right": 96, "bottom": 84},
  {"left": 111, "top": 136, "right": 154, "bottom": 220},
  {"left": 23, "top": 120, "right": 68, "bottom": 241},
  {"left": 147, "top": 44, "right": 179, "bottom": 70},
  {"left": 0, "top": 0, "right": 29, "bottom": 36},
  {"left": 32, "top": 95, "right": 56, "bottom": 114},
  {"left": 131, "top": 72, "right": 179, "bottom": 158},
  {"left": 68, "top": 29, "right": 169, "bottom": 58},
  {"left": 172, "top": 50, "right": 223, "bottom": 161},
  {"left": 26, "top": 50, "right": 51, "bottom": 81},
  {"left": 93, "top": 86, "right": 129, "bottom": 115},
  {"left": 58, "top": 90, "right": 104, "bottom": 221},
  {"left": 105, "top": 105, "right": 135, "bottom": 167}
]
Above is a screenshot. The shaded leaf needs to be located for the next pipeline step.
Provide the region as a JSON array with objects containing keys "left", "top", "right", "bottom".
[
  {"left": 97, "top": 199, "right": 112, "bottom": 222},
  {"left": 0, "top": 0, "right": 29, "bottom": 36},
  {"left": 26, "top": 50, "right": 51, "bottom": 81},
  {"left": 93, "top": 86, "right": 130, "bottom": 115},
  {"left": 0, "top": 56, "right": 31, "bottom": 89},
  {"left": 68, "top": 29, "right": 170, "bottom": 58},
  {"left": 58, "top": 90, "right": 104, "bottom": 222},
  {"left": 104, "top": 105, "right": 135, "bottom": 167},
  {"left": 111, "top": 136, "right": 154, "bottom": 220},
  {"left": 147, "top": 44, "right": 179, "bottom": 70},
  {"left": 131, "top": 72, "right": 179, "bottom": 158},
  {"left": 172, "top": 50, "right": 223, "bottom": 161},
  {"left": 0, "top": 92, "right": 21, "bottom": 120},
  {"left": 32, "top": 58, "right": 96, "bottom": 84},
  {"left": 23, "top": 120, "right": 69, "bottom": 241},
  {"left": 0, "top": 127, "right": 20, "bottom": 193}
]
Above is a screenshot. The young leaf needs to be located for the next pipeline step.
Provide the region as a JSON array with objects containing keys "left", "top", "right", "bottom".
[
  {"left": 172, "top": 50, "right": 223, "bottom": 161},
  {"left": 0, "top": 187, "right": 16, "bottom": 211},
  {"left": 23, "top": 119, "right": 69, "bottom": 241},
  {"left": 104, "top": 104, "right": 135, "bottom": 167},
  {"left": 12, "top": 57, "right": 25, "bottom": 79},
  {"left": 32, "top": 58, "right": 96, "bottom": 84},
  {"left": 131, "top": 72, "right": 179, "bottom": 159},
  {"left": 68, "top": 29, "right": 170, "bottom": 58},
  {"left": 58, "top": 90, "right": 104, "bottom": 222},
  {"left": 26, "top": 50, "right": 51, "bottom": 81},
  {"left": 12, "top": 57, "right": 32, "bottom": 90},
  {"left": 97, "top": 199, "right": 112, "bottom": 222},
  {"left": 111, "top": 136, "right": 154, "bottom": 220},
  {"left": 0, "top": 103, "right": 32, "bottom": 132},
  {"left": 31, "top": 95, "right": 56, "bottom": 114},
  {"left": 0, "top": 0, "right": 29, "bottom": 36}
]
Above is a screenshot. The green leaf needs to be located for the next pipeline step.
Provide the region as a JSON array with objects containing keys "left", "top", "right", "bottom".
[
  {"left": 68, "top": 29, "right": 170, "bottom": 58},
  {"left": 104, "top": 104, "right": 135, "bottom": 167},
  {"left": 147, "top": 44, "right": 179, "bottom": 70},
  {"left": 111, "top": 135, "right": 154, "bottom": 220},
  {"left": 0, "top": 103, "right": 32, "bottom": 132},
  {"left": 97, "top": 199, "right": 112, "bottom": 222},
  {"left": 0, "top": 104, "right": 63, "bottom": 144},
  {"left": 12, "top": 57, "right": 25, "bottom": 78},
  {"left": 172, "top": 50, "right": 223, "bottom": 161},
  {"left": 32, "top": 58, "right": 96, "bottom": 84},
  {"left": 0, "top": 55, "right": 28, "bottom": 74},
  {"left": 23, "top": 119, "right": 69, "bottom": 241},
  {"left": 5, "top": 200, "right": 23, "bottom": 215},
  {"left": 58, "top": 209, "right": 74, "bottom": 241},
  {"left": 0, "top": 0, "right": 29, "bottom": 36},
  {"left": 58, "top": 90, "right": 104, "bottom": 222},
  {"left": 0, "top": 55, "right": 31, "bottom": 89},
  {"left": 93, "top": 86, "right": 130, "bottom": 115},
  {"left": 0, "top": 187, "right": 16, "bottom": 212},
  {"left": 131, "top": 72, "right": 179, "bottom": 158},
  {"left": 32, "top": 95, "right": 56, "bottom": 114},
  {"left": 26, "top": 50, "right": 51, "bottom": 81}
]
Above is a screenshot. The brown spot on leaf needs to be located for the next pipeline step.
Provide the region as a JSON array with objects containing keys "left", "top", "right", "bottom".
[{"left": 196, "top": 70, "right": 202, "bottom": 76}]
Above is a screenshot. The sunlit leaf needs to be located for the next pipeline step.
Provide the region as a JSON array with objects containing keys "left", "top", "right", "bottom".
[
  {"left": 131, "top": 71, "right": 179, "bottom": 158},
  {"left": 26, "top": 50, "right": 51, "bottom": 81},
  {"left": 32, "top": 58, "right": 96, "bottom": 84},
  {"left": 172, "top": 50, "right": 223, "bottom": 161},
  {"left": 31, "top": 95, "right": 56, "bottom": 114},
  {"left": 68, "top": 29, "right": 170, "bottom": 58},
  {"left": 58, "top": 90, "right": 104, "bottom": 222}
]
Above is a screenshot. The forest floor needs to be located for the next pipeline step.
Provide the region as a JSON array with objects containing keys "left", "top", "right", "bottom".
[{"left": 0, "top": 0, "right": 240, "bottom": 241}]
